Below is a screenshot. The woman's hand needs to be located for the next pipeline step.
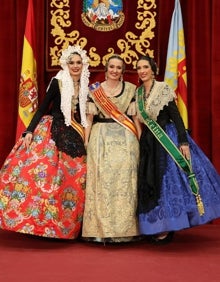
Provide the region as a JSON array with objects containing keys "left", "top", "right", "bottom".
[
  {"left": 23, "top": 132, "right": 33, "bottom": 148},
  {"left": 179, "top": 144, "right": 190, "bottom": 160},
  {"left": 132, "top": 115, "right": 143, "bottom": 140}
]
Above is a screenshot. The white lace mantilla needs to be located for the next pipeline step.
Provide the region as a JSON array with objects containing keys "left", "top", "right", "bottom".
[
  {"left": 55, "top": 45, "right": 90, "bottom": 127},
  {"left": 138, "top": 81, "right": 176, "bottom": 121}
]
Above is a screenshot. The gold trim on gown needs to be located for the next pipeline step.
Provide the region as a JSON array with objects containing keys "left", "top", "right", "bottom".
[{"left": 82, "top": 82, "right": 139, "bottom": 242}]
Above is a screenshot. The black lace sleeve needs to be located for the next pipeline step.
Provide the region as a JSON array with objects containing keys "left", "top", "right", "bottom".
[
  {"left": 23, "top": 78, "right": 59, "bottom": 136},
  {"left": 166, "top": 100, "right": 188, "bottom": 144}
]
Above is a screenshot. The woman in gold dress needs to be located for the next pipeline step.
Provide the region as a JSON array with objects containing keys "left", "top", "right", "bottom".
[{"left": 82, "top": 54, "right": 141, "bottom": 243}]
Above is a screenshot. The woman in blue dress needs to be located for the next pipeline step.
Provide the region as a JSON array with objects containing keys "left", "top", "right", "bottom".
[{"left": 135, "top": 55, "right": 220, "bottom": 244}]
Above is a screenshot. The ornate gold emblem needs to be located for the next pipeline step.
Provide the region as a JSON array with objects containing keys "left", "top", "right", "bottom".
[
  {"left": 47, "top": 0, "right": 157, "bottom": 70},
  {"left": 81, "top": 0, "right": 125, "bottom": 32}
]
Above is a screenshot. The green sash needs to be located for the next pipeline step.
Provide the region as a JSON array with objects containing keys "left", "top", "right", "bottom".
[{"left": 137, "top": 86, "right": 204, "bottom": 216}]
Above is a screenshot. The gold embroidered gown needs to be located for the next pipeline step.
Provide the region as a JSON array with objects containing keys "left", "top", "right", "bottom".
[{"left": 82, "top": 81, "right": 139, "bottom": 242}]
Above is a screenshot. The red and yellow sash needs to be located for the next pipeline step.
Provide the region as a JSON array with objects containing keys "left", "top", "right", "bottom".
[
  {"left": 71, "top": 118, "right": 85, "bottom": 142},
  {"left": 58, "top": 79, "right": 85, "bottom": 142},
  {"left": 90, "top": 82, "right": 138, "bottom": 138}
]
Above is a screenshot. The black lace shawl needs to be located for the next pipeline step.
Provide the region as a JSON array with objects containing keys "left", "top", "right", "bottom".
[
  {"left": 137, "top": 100, "right": 188, "bottom": 213},
  {"left": 24, "top": 78, "right": 86, "bottom": 158}
]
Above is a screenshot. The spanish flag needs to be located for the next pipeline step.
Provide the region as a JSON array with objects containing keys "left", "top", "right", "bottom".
[
  {"left": 16, "top": 0, "right": 38, "bottom": 140},
  {"left": 164, "top": 0, "right": 188, "bottom": 129}
]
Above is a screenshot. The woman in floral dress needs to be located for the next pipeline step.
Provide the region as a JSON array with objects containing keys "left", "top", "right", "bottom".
[{"left": 0, "top": 45, "right": 90, "bottom": 239}]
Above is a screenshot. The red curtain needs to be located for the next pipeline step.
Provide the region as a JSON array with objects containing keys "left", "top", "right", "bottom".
[
  {"left": 0, "top": 0, "right": 220, "bottom": 173},
  {"left": 0, "top": 0, "right": 46, "bottom": 166}
]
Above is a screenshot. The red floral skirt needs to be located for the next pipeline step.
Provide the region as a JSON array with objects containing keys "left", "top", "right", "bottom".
[{"left": 0, "top": 116, "right": 86, "bottom": 239}]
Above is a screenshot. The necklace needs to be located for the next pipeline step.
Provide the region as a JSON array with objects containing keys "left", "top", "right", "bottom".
[
  {"left": 73, "top": 80, "right": 80, "bottom": 88},
  {"left": 103, "top": 81, "right": 122, "bottom": 96},
  {"left": 72, "top": 80, "right": 80, "bottom": 98},
  {"left": 144, "top": 80, "right": 155, "bottom": 101}
]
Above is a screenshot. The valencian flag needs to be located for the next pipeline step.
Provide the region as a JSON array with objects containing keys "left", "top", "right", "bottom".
[
  {"left": 16, "top": 0, "right": 38, "bottom": 140},
  {"left": 164, "top": 0, "right": 188, "bottom": 129}
]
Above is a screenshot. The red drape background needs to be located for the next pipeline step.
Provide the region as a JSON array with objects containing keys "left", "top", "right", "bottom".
[
  {"left": 0, "top": 0, "right": 220, "bottom": 173},
  {"left": 45, "top": 0, "right": 159, "bottom": 73}
]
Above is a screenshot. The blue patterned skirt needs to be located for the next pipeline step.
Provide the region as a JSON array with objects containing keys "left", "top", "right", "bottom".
[{"left": 138, "top": 123, "right": 220, "bottom": 235}]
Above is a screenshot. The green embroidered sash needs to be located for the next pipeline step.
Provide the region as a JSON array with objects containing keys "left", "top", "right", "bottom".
[{"left": 137, "top": 86, "right": 204, "bottom": 216}]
